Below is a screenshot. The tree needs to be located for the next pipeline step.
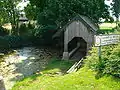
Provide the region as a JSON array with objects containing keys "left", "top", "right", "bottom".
[
  {"left": 111, "top": 0, "right": 120, "bottom": 29},
  {"left": 28, "top": 0, "right": 110, "bottom": 26},
  {"left": 112, "top": 0, "right": 120, "bottom": 20},
  {"left": 24, "top": 4, "right": 37, "bottom": 20},
  {"left": 26, "top": 0, "right": 111, "bottom": 45},
  {"left": 0, "top": 0, "right": 21, "bottom": 35}
]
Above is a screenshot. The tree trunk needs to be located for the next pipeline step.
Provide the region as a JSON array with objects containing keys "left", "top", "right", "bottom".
[{"left": 116, "top": 17, "right": 119, "bottom": 30}]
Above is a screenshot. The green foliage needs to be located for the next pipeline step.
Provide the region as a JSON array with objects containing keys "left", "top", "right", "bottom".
[
  {"left": 117, "top": 22, "right": 120, "bottom": 31},
  {"left": 0, "top": 36, "right": 9, "bottom": 53},
  {"left": 26, "top": 0, "right": 111, "bottom": 46},
  {"left": 0, "top": 0, "right": 21, "bottom": 34},
  {"left": 28, "top": 22, "right": 35, "bottom": 29},
  {"left": 29, "top": 0, "right": 110, "bottom": 24},
  {"left": 30, "top": 25, "right": 57, "bottom": 45},
  {"left": 4, "top": 35, "right": 24, "bottom": 48},
  {"left": 105, "top": 58, "right": 120, "bottom": 77},
  {"left": 0, "top": 26, "right": 8, "bottom": 36},
  {"left": 24, "top": 4, "right": 37, "bottom": 20},
  {"left": 111, "top": 0, "right": 120, "bottom": 30},
  {"left": 104, "top": 45, "right": 120, "bottom": 77},
  {"left": 85, "top": 44, "right": 120, "bottom": 77},
  {"left": 111, "top": 0, "right": 120, "bottom": 19},
  {"left": 19, "top": 24, "right": 28, "bottom": 35},
  {"left": 25, "top": 0, "right": 113, "bottom": 46},
  {"left": 0, "top": 34, "right": 26, "bottom": 52}
]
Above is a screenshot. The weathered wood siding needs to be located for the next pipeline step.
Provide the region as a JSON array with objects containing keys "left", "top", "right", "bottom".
[
  {"left": 65, "top": 20, "right": 94, "bottom": 46},
  {"left": 63, "top": 19, "right": 96, "bottom": 60}
]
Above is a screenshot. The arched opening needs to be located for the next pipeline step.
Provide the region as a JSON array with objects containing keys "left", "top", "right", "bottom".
[
  {"left": 68, "top": 37, "right": 78, "bottom": 52},
  {"left": 68, "top": 37, "right": 87, "bottom": 60}
]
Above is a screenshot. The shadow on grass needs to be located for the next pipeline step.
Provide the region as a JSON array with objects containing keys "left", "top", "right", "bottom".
[
  {"left": 19, "top": 58, "right": 75, "bottom": 81},
  {"left": 0, "top": 47, "right": 65, "bottom": 89},
  {"left": 45, "top": 59, "right": 74, "bottom": 73},
  {"left": 9, "top": 53, "right": 75, "bottom": 84},
  {"left": 95, "top": 70, "right": 120, "bottom": 81}
]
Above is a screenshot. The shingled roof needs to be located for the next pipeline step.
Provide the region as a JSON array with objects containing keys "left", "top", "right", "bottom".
[{"left": 53, "top": 15, "right": 99, "bottom": 38}]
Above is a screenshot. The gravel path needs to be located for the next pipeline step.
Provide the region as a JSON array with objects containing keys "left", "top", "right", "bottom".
[{"left": 0, "top": 47, "right": 59, "bottom": 90}]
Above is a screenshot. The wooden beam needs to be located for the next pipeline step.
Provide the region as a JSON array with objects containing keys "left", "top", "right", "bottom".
[
  {"left": 62, "top": 28, "right": 69, "bottom": 60},
  {"left": 69, "top": 42, "right": 80, "bottom": 57}
]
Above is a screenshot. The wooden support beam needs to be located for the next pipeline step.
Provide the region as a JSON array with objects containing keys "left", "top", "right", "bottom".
[
  {"left": 67, "top": 58, "right": 84, "bottom": 73},
  {"left": 62, "top": 28, "right": 69, "bottom": 60},
  {"left": 69, "top": 43, "right": 80, "bottom": 58}
]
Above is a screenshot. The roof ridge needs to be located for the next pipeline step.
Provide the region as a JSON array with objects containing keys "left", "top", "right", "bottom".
[{"left": 52, "top": 15, "right": 98, "bottom": 38}]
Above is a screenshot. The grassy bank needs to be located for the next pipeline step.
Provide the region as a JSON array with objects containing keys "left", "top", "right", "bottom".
[{"left": 12, "top": 59, "right": 120, "bottom": 90}]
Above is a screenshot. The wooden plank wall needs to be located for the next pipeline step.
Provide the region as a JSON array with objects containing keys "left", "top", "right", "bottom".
[{"left": 65, "top": 20, "right": 94, "bottom": 46}]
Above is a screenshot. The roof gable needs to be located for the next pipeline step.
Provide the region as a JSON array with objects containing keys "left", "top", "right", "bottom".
[
  {"left": 78, "top": 15, "right": 98, "bottom": 32},
  {"left": 53, "top": 15, "right": 98, "bottom": 38}
]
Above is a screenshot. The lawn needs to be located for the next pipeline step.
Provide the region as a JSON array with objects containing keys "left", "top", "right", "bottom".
[
  {"left": 98, "top": 23, "right": 116, "bottom": 34},
  {"left": 99, "top": 23, "right": 116, "bottom": 29},
  {"left": 12, "top": 59, "right": 120, "bottom": 90}
]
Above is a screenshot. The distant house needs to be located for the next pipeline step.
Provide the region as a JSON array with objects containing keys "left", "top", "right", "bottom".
[
  {"left": 53, "top": 15, "right": 98, "bottom": 60},
  {"left": 19, "top": 16, "right": 28, "bottom": 27}
]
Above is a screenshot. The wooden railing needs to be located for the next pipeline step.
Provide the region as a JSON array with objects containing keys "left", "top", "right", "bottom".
[
  {"left": 69, "top": 45, "right": 80, "bottom": 58},
  {"left": 67, "top": 58, "right": 84, "bottom": 73}
]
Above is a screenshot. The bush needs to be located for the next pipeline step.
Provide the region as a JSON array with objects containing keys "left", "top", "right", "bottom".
[
  {"left": 0, "top": 35, "right": 32, "bottom": 51},
  {"left": 0, "top": 26, "right": 8, "bottom": 36},
  {"left": 28, "top": 22, "right": 35, "bottom": 29},
  {"left": 104, "top": 45, "right": 120, "bottom": 77},
  {"left": 19, "top": 24, "right": 28, "bottom": 36},
  {"left": 4, "top": 35, "right": 24, "bottom": 48},
  {"left": 31, "top": 25, "right": 57, "bottom": 46},
  {"left": 0, "top": 36, "right": 9, "bottom": 53},
  {"left": 105, "top": 58, "right": 120, "bottom": 77},
  {"left": 85, "top": 44, "right": 120, "bottom": 78}
]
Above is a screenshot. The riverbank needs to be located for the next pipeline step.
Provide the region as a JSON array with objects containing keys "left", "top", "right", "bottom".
[
  {"left": 12, "top": 64, "right": 120, "bottom": 90},
  {"left": 0, "top": 47, "right": 60, "bottom": 90}
]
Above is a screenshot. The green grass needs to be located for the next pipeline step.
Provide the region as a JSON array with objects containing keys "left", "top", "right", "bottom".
[
  {"left": 12, "top": 59, "right": 120, "bottom": 90},
  {"left": 98, "top": 23, "right": 116, "bottom": 34},
  {"left": 97, "top": 29, "right": 115, "bottom": 34}
]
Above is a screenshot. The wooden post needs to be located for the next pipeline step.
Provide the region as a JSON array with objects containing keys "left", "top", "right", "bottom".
[
  {"left": 98, "top": 38, "right": 102, "bottom": 61},
  {"left": 98, "top": 46, "right": 101, "bottom": 60},
  {"left": 0, "top": 76, "right": 6, "bottom": 90},
  {"left": 62, "top": 28, "right": 69, "bottom": 60},
  {"left": 86, "top": 43, "right": 90, "bottom": 56}
]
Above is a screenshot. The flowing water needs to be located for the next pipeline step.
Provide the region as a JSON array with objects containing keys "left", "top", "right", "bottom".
[{"left": 0, "top": 47, "right": 59, "bottom": 90}]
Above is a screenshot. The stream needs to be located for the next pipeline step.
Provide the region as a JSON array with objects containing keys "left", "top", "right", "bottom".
[{"left": 0, "top": 47, "right": 59, "bottom": 90}]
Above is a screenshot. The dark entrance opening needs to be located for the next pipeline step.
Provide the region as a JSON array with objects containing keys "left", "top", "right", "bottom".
[{"left": 68, "top": 37, "right": 87, "bottom": 60}]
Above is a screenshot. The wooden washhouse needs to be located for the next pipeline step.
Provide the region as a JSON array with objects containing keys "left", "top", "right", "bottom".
[{"left": 53, "top": 15, "right": 98, "bottom": 60}]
